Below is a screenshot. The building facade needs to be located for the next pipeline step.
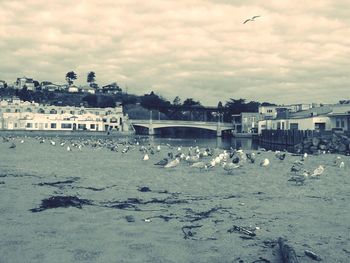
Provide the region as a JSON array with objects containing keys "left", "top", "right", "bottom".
[
  {"left": 232, "top": 112, "right": 261, "bottom": 134},
  {"left": 0, "top": 99, "right": 131, "bottom": 132}
]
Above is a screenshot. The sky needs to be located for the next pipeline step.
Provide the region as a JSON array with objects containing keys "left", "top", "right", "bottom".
[{"left": 1, "top": 0, "right": 350, "bottom": 106}]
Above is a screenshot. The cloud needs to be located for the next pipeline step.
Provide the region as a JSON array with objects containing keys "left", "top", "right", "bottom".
[{"left": 0, "top": 0, "right": 349, "bottom": 105}]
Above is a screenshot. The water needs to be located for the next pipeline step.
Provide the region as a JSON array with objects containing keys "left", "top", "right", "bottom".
[{"left": 139, "top": 135, "right": 259, "bottom": 150}]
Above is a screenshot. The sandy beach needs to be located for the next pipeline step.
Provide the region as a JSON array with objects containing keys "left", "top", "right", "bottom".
[{"left": 0, "top": 136, "right": 349, "bottom": 263}]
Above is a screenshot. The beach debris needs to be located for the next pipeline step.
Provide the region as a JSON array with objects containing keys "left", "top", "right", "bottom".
[
  {"left": 304, "top": 250, "right": 322, "bottom": 261},
  {"left": 186, "top": 206, "right": 227, "bottom": 222},
  {"left": 20, "top": 139, "right": 24, "bottom": 144},
  {"left": 30, "top": 196, "right": 92, "bottom": 212},
  {"left": 67, "top": 146, "right": 71, "bottom": 151},
  {"left": 37, "top": 178, "right": 79, "bottom": 189},
  {"left": 260, "top": 158, "right": 270, "bottom": 167},
  {"left": 181, "top": 225, "right": 202, "bottom": 239},
  {"left": 278, "top": 237, "right": 300, "bottom": 263},
  {"left": 339, "top": 161, "right": 345, "bottom": 168},
  {"left": 125, "top": 215, "right": 135, "bottom": 222},
  {"left": 143, "top": 218, "right": 151, "bottom": 222},
  {"left": 227, "top": 225, "right": 256, "bottom": 237}
]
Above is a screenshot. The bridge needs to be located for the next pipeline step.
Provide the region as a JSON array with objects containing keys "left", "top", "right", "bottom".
[{"left": 130, "top": 119, "right": 234, "bottom": 137}]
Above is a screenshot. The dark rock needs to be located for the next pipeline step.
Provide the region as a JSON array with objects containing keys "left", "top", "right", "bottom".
[{"left": 138, "top": 186, "right": 151, "bottom": 192}]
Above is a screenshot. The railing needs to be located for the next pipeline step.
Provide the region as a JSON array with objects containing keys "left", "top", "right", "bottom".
[{"left": 259, "top": 130, "right": 333, "bottom": 146}]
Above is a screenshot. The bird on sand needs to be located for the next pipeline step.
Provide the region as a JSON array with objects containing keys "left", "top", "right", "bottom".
[
  {"left": 164, "top": 158, "right": 180, "bottom": 168},
  {"left": 222, "top": 162, "right": 240, "bottom": 174},
  {"left": 154, "top": 158, "right": 168, "bottom": 166},
  {"left": 9, "top": 143, "right": 16, "bottom": 149},
  {"left": 243, "top": 15, "right": 260, "bottom": 24},
  {"left": 260, "top": 158, "right": 270, "bottom": 167},
  {"left": 191, "top": 161, "right": 208, "bottom": 171},
  {"left": 246, "top": 153, "right": 255, "bottom": 163},
  {"left": 311, "top": 165, "right": 325, "bottom": 177},
  {"left": 143, "top": 153, "right": 150, "bottom": 161},
  {"left": 275, "top": 152, "right": 286, "bottom": 160}
]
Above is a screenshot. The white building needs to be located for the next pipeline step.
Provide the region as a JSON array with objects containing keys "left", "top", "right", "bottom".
[
  {"left": 68, "top": 85, "right": 79, "bottom": 93},
  {"left": 14, "top": 77, "right": 36, "bottom": 91},
  {"left": 258, "top": 104, "right": 350, "bottom": 134},
  {"left": 258, "top": 104, "right": 316, "bottom": 120},
  {"left": 0, "top": 99, "right": 132, "bottom": 132}
]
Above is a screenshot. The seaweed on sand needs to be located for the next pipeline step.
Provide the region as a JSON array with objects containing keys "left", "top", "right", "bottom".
[{"left": 30, "top": 196, "right": 93, "bottom": 212}]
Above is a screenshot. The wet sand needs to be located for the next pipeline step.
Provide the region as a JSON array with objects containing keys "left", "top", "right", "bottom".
[{"left": 0, "top": 136, "right": 349, "bottom": 262}]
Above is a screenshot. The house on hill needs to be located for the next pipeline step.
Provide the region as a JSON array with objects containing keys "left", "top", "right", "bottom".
[
  {"left": 99, "top": 83, "right": 122, "bottom": 94},
  {"left": 68, "top": 85, "right": 79, "bottom": 93},
  {"left": 0, "top": 80, "right": 7, "bottom": 88},
  {"left": 14, "top": 77, "right": 36, "bottom": 91},
  {"left": 81, "top": 85, "right": 96, "bottom": 94}
]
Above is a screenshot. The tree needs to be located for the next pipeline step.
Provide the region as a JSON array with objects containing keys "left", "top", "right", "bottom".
[
  {"left": 87, "top": 71, "right": 96, "bottom": 87},
  {"left": 65, "top": 71, "right": 77, "bottom": 85},
  {"left": 173, "top": 96, "right": 181, "bottom": 106},
  {"left": 82, "top": 94, "right": 98, "bottom": 107},
  {"left": 183, "top": 98, "right": 201, "bottom": 107}
]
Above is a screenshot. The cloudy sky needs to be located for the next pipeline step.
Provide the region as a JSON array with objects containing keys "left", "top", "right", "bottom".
[{"left": 1, "top": 0, "right": 349, "bottom": 106}]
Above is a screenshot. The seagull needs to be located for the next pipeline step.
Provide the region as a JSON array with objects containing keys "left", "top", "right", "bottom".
[
  {"left": 311, "top": 165, "right": 325, "bottom": 177},
  {"left": 143, "top": 154, "right": 149, "bottom": 161},
  {"left": 154, "top": 158, "right": 168, "bottom": 166},
  {"left": 164, "top": 158, "right": 180, "bottom": 168},
  {"left": 243, "top": 15, "right": 260, "bottom": 24},
  {"left": 9, "top": 143, "right": 16, "bottom": 149},
  {"left": 260, "top": 158, "right": 270, "bottom": 167}
]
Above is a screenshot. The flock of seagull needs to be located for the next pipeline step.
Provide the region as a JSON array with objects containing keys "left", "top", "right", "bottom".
[{"left": 3, "top": 135, "right": 346, "bottom": 180}]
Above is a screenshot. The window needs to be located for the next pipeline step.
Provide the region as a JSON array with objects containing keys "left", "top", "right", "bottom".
[
  {"left": 38, "top": 108, "right": 45, "bottom": 114},
  {"left": 35, "top": 123, "right": 38, "bottom": 128},
  {"left": 336, "top": 118, "right": 341, "bottom": 128},
  {"left": 26, "top": 108, "right": 32, "bottom": 112},
  {"left": 26, "top": 123, "right": 32, "bottom": 128},
  {"left": 6, "top": 109, "right": 11, "bottom": 113},
  {"left": 51, "top": 123, "right": 57, "bottom": 129},
  {"left": 15, "top": 109, "right": 21, "bottom": 113},
  {"left": 78, "top": 124, "right": 86, "bottom": 130},
  {"left": 290, "top": 123, "right": 298, "bottom": 130},
  {"left": 90, "top": 124, "right": 96, "bottom": 130},
  {"left": 70, "top": 110, "right": 75, "bottom": 114},
  {"left": 14, "top": 123, "right": 18, "bottom": 128},
  {"left": 50, "top": 109, "right": 57, "bottom": 114},
  {"left": 282, "top": 122, "right": 285, "bottom": 130},
  {"left": 61, "top": 123, "right": 72, "bottom": 129}
]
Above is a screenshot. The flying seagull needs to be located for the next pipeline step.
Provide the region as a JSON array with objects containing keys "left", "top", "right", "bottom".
[{"left": 243, "top": 15, "right": 260, "bottom": 24}]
